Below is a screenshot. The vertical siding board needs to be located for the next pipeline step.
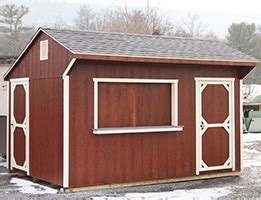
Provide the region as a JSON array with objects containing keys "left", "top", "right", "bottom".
[
  {"left": 7, "top": 31, "right": 72, "bottom": 186},
  {"left": 29, "top": 79, "right": 63, "bottom": 185},
  {"left": 68, "top": 60, "right": 244, "bottom": 187},
  {"left": 7, "top": 32, "right": 73, "bottom": 79}
]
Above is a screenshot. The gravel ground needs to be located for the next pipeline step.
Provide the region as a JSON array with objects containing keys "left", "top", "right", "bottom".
[{"left": 0, "top": 133, "right": 260, "bottom": 199}]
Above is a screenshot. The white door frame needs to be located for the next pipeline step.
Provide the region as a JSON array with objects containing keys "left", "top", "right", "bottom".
[
  {"left": 10, "top": 78, "right": 29, "bottom": 174},
  {"left": 195, "top": 77, "right": 235, "bottom": 175}
]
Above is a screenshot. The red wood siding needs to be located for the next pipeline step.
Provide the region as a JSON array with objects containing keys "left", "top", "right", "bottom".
[
  {"left": 6, "top": 31, "right": 72, "bottom": 186},
  {"left": 6, "top": 31, "right": 73, "bottom": 79},
  {"left": 202, "top": 85, "right": 229, "bottom": 124},
  {"left": 98, "top": 83, "right": 171, "bottom": 128},
  {"left": 68, "top": 60, "right": 246, "bottom": 187},
  {"left": 29, "top": 78, "right": 63, "bottom": 186}
]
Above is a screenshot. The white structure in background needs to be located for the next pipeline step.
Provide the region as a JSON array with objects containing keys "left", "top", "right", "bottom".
[
  {"left": 242, "top": 84, "right": 261, "bottom": 133},
  {"left": 243, "top": 84, "right": 261, "bottom": 110},
  {"left": 243, "top": 84, "right": 261, "bottom": 97},
  {"left": 0, "top": 56, "right": 16, "bottom": 156}
]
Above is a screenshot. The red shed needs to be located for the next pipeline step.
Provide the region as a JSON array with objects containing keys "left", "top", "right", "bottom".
[{"left": 3, "top": 28, "right": 258, "bottom": 191}]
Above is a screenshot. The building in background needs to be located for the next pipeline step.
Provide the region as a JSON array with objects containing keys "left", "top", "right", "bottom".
[{"left": 0, "top": 56, "right": 16, "bottom": 157}]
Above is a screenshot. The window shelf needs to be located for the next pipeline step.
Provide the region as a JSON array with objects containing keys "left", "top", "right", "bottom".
[{"left": 93, "top": 125, "right": 184, "bottom": 135}]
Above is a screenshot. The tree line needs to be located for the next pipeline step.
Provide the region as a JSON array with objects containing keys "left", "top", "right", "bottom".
[{"left": 0, "top": 2, "right": 261, "bottom": 83}]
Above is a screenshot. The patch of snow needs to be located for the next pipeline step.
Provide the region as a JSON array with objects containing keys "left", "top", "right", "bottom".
[
  {"left": 92, "top": 186, "right": 232, "bottom": 200},
  {"left": 243, "top": 149, "right": 260, "bottom": 154},
  {"left": 0, "top": 161, "right": 7, "bottom": 167},
  {"left": 243, "top": 159, "right": 261, "bottom": 167},
  {"left": 249, "top": 84, "right": 261, "bottom": 95},
  {"left": 0, "top": 172, "right": 8, "bottom": 175},
  {"left": 243, "top": 133, "right": 261, "bottom": 143},
  {"left": 10, "top": 178, "right": 58, "bottom": 194}
]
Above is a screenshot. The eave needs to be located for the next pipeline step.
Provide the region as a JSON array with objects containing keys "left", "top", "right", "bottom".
[{"left": 74, "top": 53, "right": 259, "bottom": 67}]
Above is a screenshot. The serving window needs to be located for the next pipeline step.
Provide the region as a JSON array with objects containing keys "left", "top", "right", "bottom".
[{"left": 93, "top": 78, "right": 183, "bottom": 134}]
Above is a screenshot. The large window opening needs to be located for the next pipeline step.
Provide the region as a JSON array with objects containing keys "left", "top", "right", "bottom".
[{"left": 93, "top": 78, "right": 183, "bottom": 134}]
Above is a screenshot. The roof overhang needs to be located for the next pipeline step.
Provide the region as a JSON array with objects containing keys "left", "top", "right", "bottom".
[
  {"left": 74, "top": 53, "right": 259, "bottom": 67},
  {"left": 3, "top": 27, "right": 259, "bottom": 80}
]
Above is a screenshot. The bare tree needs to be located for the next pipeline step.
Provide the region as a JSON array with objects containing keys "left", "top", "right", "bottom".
[
  {"left": 174, "top": 13, "right": 216, "bottom": 39},
  {"left": 74, "top": 5, "right": 108, "bottom": 31},
  {"left": 51, "top": 16, "right": 70, "bottom": 29},
  {"left": 74, "top": 5, "right": 95, "bottom": 30},
  {"left": 73, "top": 1, "right": 174, "bottom": 35},
  {"left": 106, "top": 1, "right": 173, "bottom": 35},
  {"left": 242, "top": 84, "right": 255, "bottom": 97}
]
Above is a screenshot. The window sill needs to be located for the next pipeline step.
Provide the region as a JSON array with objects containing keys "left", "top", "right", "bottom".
[{"left": 93, "top": 125, "right": 184, "bottom": 135}]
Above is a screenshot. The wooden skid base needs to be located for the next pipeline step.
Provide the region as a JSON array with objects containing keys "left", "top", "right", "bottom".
[{"left": 64, "top": 171, "right": 240, "bottom": 193}]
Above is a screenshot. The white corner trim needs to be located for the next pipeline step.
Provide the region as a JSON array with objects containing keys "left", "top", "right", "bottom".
[
  {"left": 63, "top": 75, "right": 69, "bottom": 187},
  {"left": 93, "top": 126, "right": 183, "bottom": 135},
  {"left": 62, "top": 58, "right": 76, "bottom": 79},
  {"left": 239, "top": 79, "right": 243, "bottom": 171},
  {"left": 6, "top": 81, "right": 9, "bottom": 169}
]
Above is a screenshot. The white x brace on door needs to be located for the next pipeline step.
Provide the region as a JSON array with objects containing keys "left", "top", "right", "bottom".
[
  {"left": 195, "top": 78, "right": 235, "bottom": 175},
  {"left": 10, "top": 78, "right": 29, "bottom": 174}
]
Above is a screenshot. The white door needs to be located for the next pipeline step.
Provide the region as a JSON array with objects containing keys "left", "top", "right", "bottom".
[
  {"left": 195, "top": 78, "right": 235, "bottom": 175},
  {"left": 10, "top": 78, "right": 29, "bottom": 174}
]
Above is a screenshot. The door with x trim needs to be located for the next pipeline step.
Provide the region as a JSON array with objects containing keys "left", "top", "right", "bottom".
[
  {"left": 195, "top": 78, "right": 235, "bottom": 175},
  {"left": 10, "top": 78, "right": 29, "bottom": 174}
]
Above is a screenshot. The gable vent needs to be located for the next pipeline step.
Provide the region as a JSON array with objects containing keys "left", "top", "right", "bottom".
[{"left": 40, "top": 40, "right": 48, "bottom": 60}]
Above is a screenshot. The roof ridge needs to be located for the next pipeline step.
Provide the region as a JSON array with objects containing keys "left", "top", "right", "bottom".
[{"left": 41, "top": 27, "right": 220, "bottom": 42}]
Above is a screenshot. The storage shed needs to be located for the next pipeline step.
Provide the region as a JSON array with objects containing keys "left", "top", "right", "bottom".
[
  {"left": 3, "top": 28, "right": 259, "bottom": 191},
  {"left": 0, "top": 55, "right": 16, "bottom": 157}
]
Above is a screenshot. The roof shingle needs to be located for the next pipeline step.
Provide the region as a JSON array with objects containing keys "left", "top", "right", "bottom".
[{"left": 43, "top": 28, "right": 258, "bottom": 62}]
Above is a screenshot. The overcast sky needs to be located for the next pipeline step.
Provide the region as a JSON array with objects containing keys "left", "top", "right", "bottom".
[{"left": 3, "top": 0, "right": 261, "bottom": 38}]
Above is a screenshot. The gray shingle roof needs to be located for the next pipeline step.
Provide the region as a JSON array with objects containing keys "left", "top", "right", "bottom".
[{"left": 43, "top": 28, "right": 258, "bottom": 62}]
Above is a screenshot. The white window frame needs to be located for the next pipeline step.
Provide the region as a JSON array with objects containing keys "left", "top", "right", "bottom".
[
  {"left": 40, "top": 40, "right": 48, "bottom": 60},
  {"left": 93, "top": 78, "right": 183, "bottom": 134}
]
